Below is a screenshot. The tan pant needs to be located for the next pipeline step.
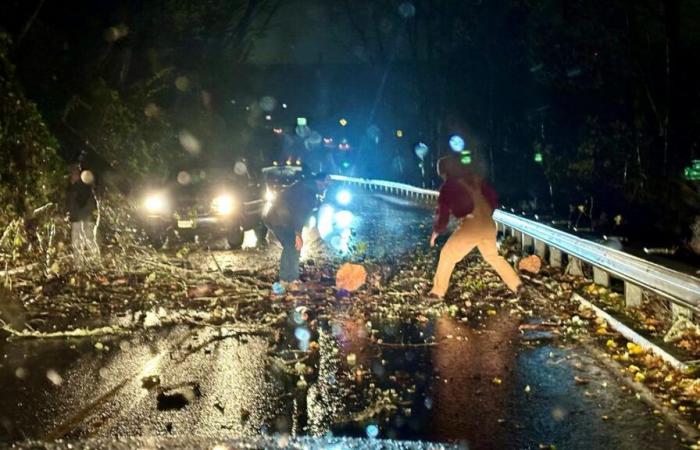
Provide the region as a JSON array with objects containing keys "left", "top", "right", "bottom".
[{"left": 431, "top": 219, "right": 521, "bottom": 297}]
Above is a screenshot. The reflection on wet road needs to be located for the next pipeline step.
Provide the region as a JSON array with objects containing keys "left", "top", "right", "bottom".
[{"left": 0, "top": 192, "right": 687, "bottom": 448}]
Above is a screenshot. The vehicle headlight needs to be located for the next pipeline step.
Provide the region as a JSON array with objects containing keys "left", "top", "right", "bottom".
[
  {"left": 265, "top": 189, "right": 276, "bottom": 202},
  {"left": 212, "top": 194, "right": 236, "bottom": 215},
  {"left": 143, "top": 193, "right": 168, "bottom": 214}
]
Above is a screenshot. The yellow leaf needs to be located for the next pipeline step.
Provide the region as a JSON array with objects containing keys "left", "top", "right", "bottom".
[
  {"left": 492, "top": 377, "right": 502, "bottom": 385},
  {"left": 628, "top": 365, "right": 640, "bottom": 374},
  {"left": 606, "top": 339, "right": 617, "bottom": 348},
  {"left": 626, "top": 342, "right": 644, "bottom": 355},
  {"left": 634, "top": 372, "right": 646, "bottom": 383},
  {"left": 487, "top": 309, "right": 497, "bottom": 316}
]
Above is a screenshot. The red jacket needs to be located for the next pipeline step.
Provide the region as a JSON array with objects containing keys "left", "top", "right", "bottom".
[{"left": 433, "top": 177, "right": 498, "bottom": 234}]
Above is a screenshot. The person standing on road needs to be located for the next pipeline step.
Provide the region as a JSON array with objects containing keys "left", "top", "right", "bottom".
[
  {"left": 263, "top": 172, "right": 330, "bottom": 291},
  {"left": 67, "top": 163, "right": 100, "bottom": 270},
  {"left": 428, "top": 155, "right": 522, "bottom": 299}
]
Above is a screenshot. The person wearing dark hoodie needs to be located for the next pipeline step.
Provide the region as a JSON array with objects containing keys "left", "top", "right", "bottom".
[
  {"left": 429, "top": 155, "right": 522, "bottom": 299},
  {"left": 263, "top": 172, "right": 330, "bottom": 289},
  {"left": 66, "top": 163, "right": 99, "bottom": 269}
]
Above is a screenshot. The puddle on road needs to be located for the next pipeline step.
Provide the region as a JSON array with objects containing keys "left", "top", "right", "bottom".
[{"left": 0, "top": 312, "right": 687, "bottom": 449}]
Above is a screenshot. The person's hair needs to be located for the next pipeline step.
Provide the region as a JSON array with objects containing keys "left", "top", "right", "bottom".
[
  {"left": 437, "top": 155, "right": 469, "bottom": 179},
  {"left": 437, "top": 155, "right": 482, "bottom": 186}
]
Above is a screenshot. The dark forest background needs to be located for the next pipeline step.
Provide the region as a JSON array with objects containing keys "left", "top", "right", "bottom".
[{"left": 1, "top": 0, "right": 699, "bottom": 248}]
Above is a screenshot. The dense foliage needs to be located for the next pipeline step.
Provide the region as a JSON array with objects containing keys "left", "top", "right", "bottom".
[{"left": 0, "top": 32, "right": 64, "bottom": 219}]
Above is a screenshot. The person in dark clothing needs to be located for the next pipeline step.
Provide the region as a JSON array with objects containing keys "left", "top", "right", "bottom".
[
  {"left": 263, "top": 173, "right": 330, "bottom": 288},
  {"left": 67, "top": 164, "right": 99, "bottom": 269}
]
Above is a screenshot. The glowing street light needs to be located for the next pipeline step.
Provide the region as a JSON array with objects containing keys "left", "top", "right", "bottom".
[
  {"left": 534, "top": 151, "right": 543, "bottom": 163},
  {"left": 396, "top": 129, "right": 404, "bottom": 138},
  {"left": 339, "top": 118, "right": 348, "bottom": 127}
]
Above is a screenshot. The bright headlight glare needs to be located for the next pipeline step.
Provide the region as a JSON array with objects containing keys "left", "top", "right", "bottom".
[
  {"left": 212, "top": 194, "right": 236, "bottom": 215},
  {"left": 336, "top": 189, "right": 352, "bottom": 205},
  {"left": 144, "top": 194, "right": 167, "bottom": 214},
  {"left": 265, "top": 189, "right": 276, "bottom": 202}
]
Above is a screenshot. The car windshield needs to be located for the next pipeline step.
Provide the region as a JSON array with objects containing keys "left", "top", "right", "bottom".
[{"left": 3, "top": 1, "right": 700, "bottom": 449}]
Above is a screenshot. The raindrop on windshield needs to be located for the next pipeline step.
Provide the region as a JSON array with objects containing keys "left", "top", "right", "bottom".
[
  {"left": 398, "top": 2, "right": 416, "bottom": 18},
  {"left": 259, "top": 96, "right": 277, "bottom": 112},
  {"left": 178, "top": 130, "right": 201, "bottom": 155}
]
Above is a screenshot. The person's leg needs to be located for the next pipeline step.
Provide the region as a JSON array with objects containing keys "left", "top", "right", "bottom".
[
  {"left": 72, "top": 221, "right": 86, "bottom": 269},
  {"left": 275, "top": 227, "right": 300, "bottom": 282},
  {"left": 430, "top": 224, "right": 477, "bottom": 297},
  {"left": 477, "top": 236, "right": 522, "bottom": 292},
  {"left": 82, "top": 221, "right": 100, "bottom": 266}
]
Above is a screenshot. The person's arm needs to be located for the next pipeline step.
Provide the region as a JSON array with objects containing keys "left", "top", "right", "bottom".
[{"left": 432, "top": 182, "right": 452, "bottom": 235}]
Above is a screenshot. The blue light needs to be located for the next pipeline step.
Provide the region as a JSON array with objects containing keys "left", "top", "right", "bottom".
[
  {"left": 449, "top": 135, "right": 465, "bottom": 152},
  {"left": 334, "top": 210, "right": 354, "bottom": 229},
  {"left": 318, "top": 205, "right": 334, "bottom": 238},
  {"left": 336, "top": 190, "right": 352, "bottom": 205},
  {"left": 366, "top": 424, "right": 379, "bottom": 439}
]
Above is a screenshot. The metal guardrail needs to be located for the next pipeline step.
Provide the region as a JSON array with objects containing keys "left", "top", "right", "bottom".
[{"left": 330, "top": 175, "right": 700, "bottom": 313}]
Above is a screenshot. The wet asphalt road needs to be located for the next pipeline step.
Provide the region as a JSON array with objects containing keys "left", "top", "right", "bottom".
[{"left": 0, "top": 192, "right": 689, "bottom": 449}]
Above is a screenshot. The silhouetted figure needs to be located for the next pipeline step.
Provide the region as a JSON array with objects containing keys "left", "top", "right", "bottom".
[
  {"left": 263, "top": 173, "right": 329, "bottom": 288},
  {"left": 66, "top": 164, "right": 99, "bottom": 269}
]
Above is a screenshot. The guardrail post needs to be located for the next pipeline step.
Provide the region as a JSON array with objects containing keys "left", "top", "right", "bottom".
[
  {"left": 549, "top": 248, "right": 562, "bottom": 268},
  {"left": 593, "top": 267, "right": 610, "bottom": 287},
  {"left": 534, "top": 239, "right": 547, "bottom": 259},
  {"left": 522, "top": 233, "right": 534, "bottom": 252},
  {"left": 566, "top": 257, "right": 584, "bottom": 276},
  {"left": 671, "top": 303, "right": 693, "bottom": 321},
  {"left": 514, "top": 230, "right": 523, "bottom": 247},
  {"left": 624, "top": 281, "right": 643, "bottom": 308}
]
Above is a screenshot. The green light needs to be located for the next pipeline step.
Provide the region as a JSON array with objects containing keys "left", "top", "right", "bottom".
[
  {"left": 460, "top": 150, "right": 472, "bottom": 165},
  {"left": 341, "top": 161, "right": 351, "bottom": 169},
  {"left": 693, "top": 160, "right": 700, "bottom": 170},
  {"left": 685, "top": 167, "right": 700, "bottom": 181},
  {"left": 534, "top": 152, "right": 543, "bottom": 163},
  {"left": 296, "top": 117, "right": 307, "bottom": 126}
]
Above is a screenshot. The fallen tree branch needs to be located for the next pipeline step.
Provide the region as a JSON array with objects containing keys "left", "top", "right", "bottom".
[{"left": 2, "top": 323, "right": 128, "bottom": 340}]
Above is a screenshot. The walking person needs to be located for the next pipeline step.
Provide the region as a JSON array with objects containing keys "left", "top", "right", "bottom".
[
  {"left": 429, "top": 155, "right": 522, "bottom": 299},
  {"left": 67, "top": 164, "right": 100, "bottom": 269},
  {"left": 263, "top": 172, "right": 330, "bottom": 292}
]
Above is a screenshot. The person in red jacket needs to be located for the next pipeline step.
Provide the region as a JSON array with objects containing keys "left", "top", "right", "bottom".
[{"left": 429, "top": 155, "right": 521, "bottom": 299}]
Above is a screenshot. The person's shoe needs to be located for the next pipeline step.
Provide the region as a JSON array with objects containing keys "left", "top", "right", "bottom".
[
  {"left": 272, "top": 281, "right": 287, "bottom": 295},
  {"left": 424, "top": 291, "right": 443, "bottom": 304},
  {"left": 516, "top": 284, "right": 534, "bottom": 301}
]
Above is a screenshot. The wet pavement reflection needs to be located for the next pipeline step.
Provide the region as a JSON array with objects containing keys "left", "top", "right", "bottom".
[{"left": 0, "top": 193, "right": 688, "bottom": 448}]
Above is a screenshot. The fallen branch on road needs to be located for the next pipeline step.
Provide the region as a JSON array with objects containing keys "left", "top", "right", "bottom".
[{"left": 1, "top": 322, "right": 128, "bottom": 340}]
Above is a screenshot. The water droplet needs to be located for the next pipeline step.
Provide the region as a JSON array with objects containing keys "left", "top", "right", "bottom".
[{"left": 366, "top": 424, "right": 379, "bottom": 438}]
